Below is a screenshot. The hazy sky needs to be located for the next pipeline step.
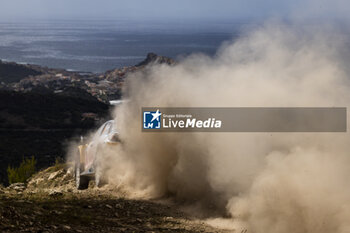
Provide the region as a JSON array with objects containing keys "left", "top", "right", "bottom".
[{"left": 0, "top": 0, "right": 348, "bottom": 21}]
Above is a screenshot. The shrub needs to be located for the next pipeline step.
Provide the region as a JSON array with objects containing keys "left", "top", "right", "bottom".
[{"left": 7, "top": 156, "right": 36, "bottom": 184}]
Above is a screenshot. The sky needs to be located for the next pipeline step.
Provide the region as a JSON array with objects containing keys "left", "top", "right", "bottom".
[{"left": 0, "top": 0, "right": 348, "bottom": 21}]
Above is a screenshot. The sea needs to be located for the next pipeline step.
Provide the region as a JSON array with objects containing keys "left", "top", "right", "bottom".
[{"left": 0, "top": 19, "right": 249, "bottom": 73}]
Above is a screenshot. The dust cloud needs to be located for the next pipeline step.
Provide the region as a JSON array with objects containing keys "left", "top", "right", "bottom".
[{"left": 105, "top": 22, "right": 350, "bottom": 233}]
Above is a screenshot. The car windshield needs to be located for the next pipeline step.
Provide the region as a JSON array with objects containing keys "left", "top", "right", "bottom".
[
  {"left": 100, "top": 123, "right": 111, "bottom": 136},
  {"left": 93, "top": 121, "right": 114, "bottom": 141}
]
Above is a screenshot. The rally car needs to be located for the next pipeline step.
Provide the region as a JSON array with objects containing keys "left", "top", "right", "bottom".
[{"left": 75, "top": 120, "right": 120, "bottom": 189}]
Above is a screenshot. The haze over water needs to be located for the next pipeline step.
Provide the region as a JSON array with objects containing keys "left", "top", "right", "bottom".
[{"left": 0, "top": 19, "right": 245, "bottom": 73}]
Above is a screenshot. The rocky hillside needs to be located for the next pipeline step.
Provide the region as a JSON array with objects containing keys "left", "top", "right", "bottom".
[
  {"left": 136, "top": 52, "right": 175, "bottom": 67},
  {"left": 0, "top": 165, "right": 226, "bottom": 233}
]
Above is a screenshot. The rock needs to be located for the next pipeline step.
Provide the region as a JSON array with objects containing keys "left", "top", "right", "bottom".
[
  {"left": 54, "top": 210, "right": 63, "bottom": 215},
  {"left": 48, "top": 170, "right": 63, "bottom": 180},
  {"left": 105, "top": 204, "right": 113, "bottom": 209},
  {"left": 26, "top": 191, "right": 37, "bottom": 195},
  {"left": 63, "top": 225, "right": 71, "bottom": 230},
  {"left": 49, "top": 190, "right": 63, "bottom": 197},
  {"left": 66, "top": 166, "right": 74, "bottom": 176},
  {"left": 34, "top": 210, "right": 43, "bottom": 215},
  {"left": 8, "top": 183, "right": 26, "bottom": 192},
  {"left": 62, "top": 173, "right": 72, "bottom": 181},
  {"left": 28, "top": 177, "right": 44, "bottom": 187}
]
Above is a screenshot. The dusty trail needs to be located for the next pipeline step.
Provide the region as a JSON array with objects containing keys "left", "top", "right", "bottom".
[{"left": 0, "top": 166, "right": 231, "bottom": 233}]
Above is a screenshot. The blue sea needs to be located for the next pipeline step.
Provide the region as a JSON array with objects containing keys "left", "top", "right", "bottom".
[{"left": 0, "top": 19, "right": 248, "bottom": 73}]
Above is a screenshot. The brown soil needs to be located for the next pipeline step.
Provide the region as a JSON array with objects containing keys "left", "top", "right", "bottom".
[{"left": 0, "top": 165, "right": 231, "bottom": 233}]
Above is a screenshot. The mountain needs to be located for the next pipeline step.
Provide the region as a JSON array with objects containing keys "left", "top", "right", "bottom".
[{"left": 136, "top": 52, "right": 175, "bottom": 67}]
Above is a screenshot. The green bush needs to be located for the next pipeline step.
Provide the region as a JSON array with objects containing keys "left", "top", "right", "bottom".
[{"left": 7, "top": 156, "right": 36, "bottom": 184}]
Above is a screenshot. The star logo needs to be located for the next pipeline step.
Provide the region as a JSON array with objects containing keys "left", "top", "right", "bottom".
[
  {"left": 143, "top": 109, "right": 162, "bottom": 129},
  {"left": 151, "top": 110, "right": 162, "bottom": 122}
]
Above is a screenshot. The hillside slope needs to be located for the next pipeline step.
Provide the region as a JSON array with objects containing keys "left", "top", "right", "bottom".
[
  {"left": 0, "top": 165, "right": 227, "bottom": 233},
  {"left": 0, "top": 60, "right": 42, "bottom": 83}
]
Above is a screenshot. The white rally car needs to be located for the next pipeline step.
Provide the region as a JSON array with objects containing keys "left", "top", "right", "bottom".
[{"left": 75, "top": 120, "right": 120, "bottom": 189}]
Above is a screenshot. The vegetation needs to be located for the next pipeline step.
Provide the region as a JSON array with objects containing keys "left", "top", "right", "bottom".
[
  {"left": 0, "top": 90, "right": 109, "bottom": 129},
  {"left": 7, "top": 156, "right": 37, "bottom": 184},
  {"left": 0, "top": 61, "right": 42, "bottom": 83}
]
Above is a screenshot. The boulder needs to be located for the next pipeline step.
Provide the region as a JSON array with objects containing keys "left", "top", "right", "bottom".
[{"left": 8, "top": 183, "right": 26, "bottom": 192}]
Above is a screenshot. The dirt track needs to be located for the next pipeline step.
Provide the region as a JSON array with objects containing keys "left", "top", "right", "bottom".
[{"left": 0, "top": 166, "right": 230, "bottom": 233}]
